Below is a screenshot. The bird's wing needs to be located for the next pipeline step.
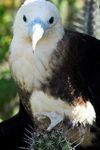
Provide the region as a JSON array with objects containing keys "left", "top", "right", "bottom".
[
  {"left": 0, "top": 100, "right": 33, "bottom": 150},
  {"left": 64, "top": 29, "right": 100, "bottom": 109}
]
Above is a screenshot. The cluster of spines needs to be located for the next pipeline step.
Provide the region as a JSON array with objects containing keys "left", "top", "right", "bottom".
[
  {"left": 73, "top": 0, "right": 100, "bottom": 38},
  {"left": 19, "top": 122, "right": 84, "bottom": 150}
]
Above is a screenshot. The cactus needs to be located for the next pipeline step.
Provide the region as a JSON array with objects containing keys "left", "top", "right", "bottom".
[
  {"left": 20, "top": 121, "right": 84, "bottom": 150},
  {"left": 73, "top": 0, "right": 100, "bottom": 38}
]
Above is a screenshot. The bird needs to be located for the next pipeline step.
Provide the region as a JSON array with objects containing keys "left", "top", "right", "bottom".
[{"left": 8, "top": 0, "right": 100, "bottom": 149}]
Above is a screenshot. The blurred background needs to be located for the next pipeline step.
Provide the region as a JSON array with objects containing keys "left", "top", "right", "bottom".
[{"left": 0, "top": 0, "right": 100, "bottom": 122}]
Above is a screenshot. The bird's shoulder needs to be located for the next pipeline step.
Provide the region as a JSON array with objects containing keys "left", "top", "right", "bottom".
[{"left": 47, "top": 28, "right": 100, "bottom": 106}]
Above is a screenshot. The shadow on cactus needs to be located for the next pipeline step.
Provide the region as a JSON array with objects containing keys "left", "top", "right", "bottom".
[{"left": 20, "top": 118, "right": 86, "bottom": 150}]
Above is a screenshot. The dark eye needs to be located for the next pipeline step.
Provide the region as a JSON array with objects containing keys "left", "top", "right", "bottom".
[
  {"left": 23, "top": 15, "right": 27, "bottom": 22},
  {"left": 49, "top": 17, "right": 54, "bottom": 24}
]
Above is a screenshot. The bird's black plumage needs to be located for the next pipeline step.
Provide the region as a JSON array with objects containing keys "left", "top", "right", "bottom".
[
  {"left": 0, "top": 100, "right": 33, "bottom": 150},
  {"left": 47, "top": 29, "right": 100, "bottom": 107},
  {"left": 38, "top": 29, "right": 100, "bottom": 149}
]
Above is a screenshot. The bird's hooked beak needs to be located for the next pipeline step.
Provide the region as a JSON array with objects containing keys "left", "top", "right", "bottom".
[{"left": 28, "top": 19, "right": 48, "bottom": 52}]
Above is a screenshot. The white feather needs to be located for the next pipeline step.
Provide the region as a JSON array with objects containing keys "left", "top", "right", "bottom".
[
  {"left": 24, "top": 0, "right": 46, "bottom": 5},
  {"left": 30, "top": 90, "right": 96, "bottom": 126}
]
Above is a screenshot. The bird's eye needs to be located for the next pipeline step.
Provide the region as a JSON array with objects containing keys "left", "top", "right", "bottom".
[
  {"left": 23, "top": 15, "right": 27, "bottom": 22},
  {"left": 48, "top": 17, "right": 54, "bottom": 24}
]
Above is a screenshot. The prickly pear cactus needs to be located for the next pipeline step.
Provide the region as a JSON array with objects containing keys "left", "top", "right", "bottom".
[{"left": 74, "top": 0, "right": 100, "bottom": 38}]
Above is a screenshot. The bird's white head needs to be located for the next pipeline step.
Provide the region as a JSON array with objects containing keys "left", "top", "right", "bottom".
[{"left": 13, "top": 0, "right": 64, "bottom": 52}]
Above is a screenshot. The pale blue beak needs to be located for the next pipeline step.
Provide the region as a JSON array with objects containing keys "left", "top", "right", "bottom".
[{"left": 28, "top": 19, "right": 48, "bottom": 52}]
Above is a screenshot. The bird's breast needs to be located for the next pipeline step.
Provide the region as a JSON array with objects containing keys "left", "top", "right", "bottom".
[
  {"left": 30, "top": 90, "right": 96, "bottom": 126},
  {"left": 9, "top": 42, "right": 56, "bottom": 92}
]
